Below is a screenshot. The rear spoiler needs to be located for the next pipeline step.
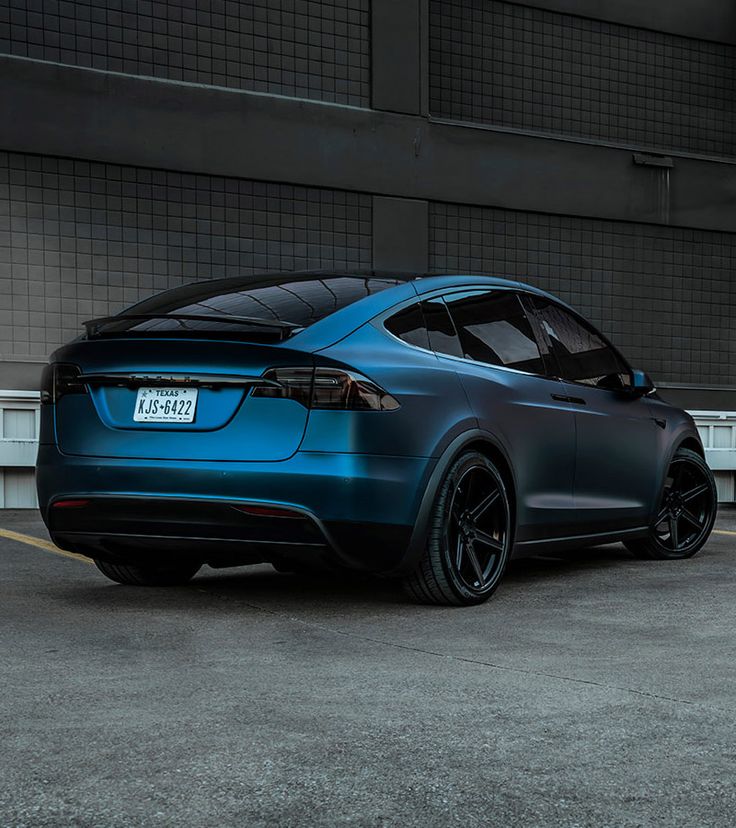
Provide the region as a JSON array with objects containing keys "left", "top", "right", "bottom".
[{"left": 83, "top": 313, "right": 303, "bottom": 340}]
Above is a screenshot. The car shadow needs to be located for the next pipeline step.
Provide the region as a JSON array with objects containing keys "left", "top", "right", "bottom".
[
  {"left": 505, "top": 542, "right": 633, "bottom": 583},
  {"left": 54, "top": 542, "right": 638, "bottom": 611}
]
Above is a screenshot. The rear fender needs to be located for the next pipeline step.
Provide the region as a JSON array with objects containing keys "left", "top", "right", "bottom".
[{"left": 384, "top": 428, "right": 517, "bottom": 577}]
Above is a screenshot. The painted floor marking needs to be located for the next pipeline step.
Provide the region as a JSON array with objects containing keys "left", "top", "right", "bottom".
[
  {"left": 0, "top": 527, "right": 92, "bottom": 564},
  {"left": 714, "top": 529, "right": 736, "bottom": 537}
]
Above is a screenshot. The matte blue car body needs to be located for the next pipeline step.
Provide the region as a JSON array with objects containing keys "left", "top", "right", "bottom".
[{"left": 36, "top": 273, "right": 704, "bottom": 574}]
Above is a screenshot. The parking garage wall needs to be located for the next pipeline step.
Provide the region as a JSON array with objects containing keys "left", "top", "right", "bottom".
[
  {"left": 0, "top": 150, "right": 372, "bottom": 360},
  {"left": 0, "top": 0, "right": 371, "bottom": 107},
  {"left": 429, "top": 202, "right": 736, "bottom": 387},
  {"left": 429, "top": 0, "right": 736, "bottom": 158},
  {"left": 1, "top": 0, "right": 735, "bottom": 505}
]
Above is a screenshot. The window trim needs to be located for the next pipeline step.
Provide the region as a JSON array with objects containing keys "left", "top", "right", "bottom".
[
  {"left": 441, "top": 288, "right": 552, "bottom": 376},
  {"left": 520, "top": 291, "right": 635, "bottom": 390},
  {"left": 378, "top": 287, "right": 558, "bottom": 381}
]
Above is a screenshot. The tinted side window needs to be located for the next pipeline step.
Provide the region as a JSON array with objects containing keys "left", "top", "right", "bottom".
[
  {"left": 531, "top": 298, "right": 631, "bottom": 388},
  {"left": 443, "top": 290, "right": 546, "bottom": 374},
  {"left": 422, "top": 297, "right": 463, "bottom": 357},
  {"left": 384, "top": 303, "right": 429, "bottom": 350}
]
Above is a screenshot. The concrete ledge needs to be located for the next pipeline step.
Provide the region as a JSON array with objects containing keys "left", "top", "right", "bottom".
[
  {"left": 2, "top": 57, "right": 736, "bottom": 232},
  {"left": 509, "top": 0, "right": 736, "bottom": 45}
]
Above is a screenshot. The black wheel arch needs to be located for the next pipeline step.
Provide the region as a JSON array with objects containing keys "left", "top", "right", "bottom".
[
  {"left": 647, "top": 427, "right": 708, "bottom": 526},
  {"left": 676, "top": 435, "right": 705, "bottom": 459},
  {"left": 386, "top": 429, "right": 517, "bottom": 577}
]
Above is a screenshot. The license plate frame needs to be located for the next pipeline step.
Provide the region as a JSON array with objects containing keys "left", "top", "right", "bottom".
[{"left": 133, "top": 387, "right": 199, "bottom": 423}]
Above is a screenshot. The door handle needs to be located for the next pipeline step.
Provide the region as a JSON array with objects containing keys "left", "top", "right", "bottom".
[{"left": 551, "top": 393, "right": 587, "bottom": 406}]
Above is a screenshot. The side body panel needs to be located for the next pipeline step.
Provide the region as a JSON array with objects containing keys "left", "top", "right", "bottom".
[
  {"left": 450, "top": 360, "right": 577, "bottom": 542},
  {"left": 561, "top": 382, "right": 662, "bottom": 532}
]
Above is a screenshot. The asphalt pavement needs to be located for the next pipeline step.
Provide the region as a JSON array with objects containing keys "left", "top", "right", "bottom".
[{"left": 2, "top": 508, "right": 736, "bottom": 827}]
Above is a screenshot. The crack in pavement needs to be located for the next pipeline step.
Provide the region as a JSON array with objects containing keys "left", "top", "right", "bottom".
[{"left": 194, "top": 587, "right": 735, "bottom": 718}]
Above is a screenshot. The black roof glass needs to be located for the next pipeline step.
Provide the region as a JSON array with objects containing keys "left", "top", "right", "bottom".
[{"left": 85, "top": 272, "right": 414, "bottom": 339}]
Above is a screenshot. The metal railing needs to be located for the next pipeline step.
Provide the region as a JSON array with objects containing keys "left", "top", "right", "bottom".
[
  {"left": 690, "top": 411, "right": 736, "bottom": 502},
  {"left": 0, "top": 390, "right": 40, "bottom": 508}
]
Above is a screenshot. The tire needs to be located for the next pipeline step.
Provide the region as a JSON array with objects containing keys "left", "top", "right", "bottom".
[
  {"left": 625, "top": 447, "right": 717, "bottom": 561},
  {"left": 402, "top": 451, "right": 512, "bottom": 606},
  {"left": 94, "top": 559, "right": 201, "bottom": 586}
]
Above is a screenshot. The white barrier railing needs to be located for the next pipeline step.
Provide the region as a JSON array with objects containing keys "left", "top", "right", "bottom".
[
  {"left": 0, "top": 392, "right": 734, "bottom": 507},
  {"left": 690, "top": 411, "right": 736, "bottom": 502},
  {"left": 0, "top": 390, "right": 40, "bottom": 508}
]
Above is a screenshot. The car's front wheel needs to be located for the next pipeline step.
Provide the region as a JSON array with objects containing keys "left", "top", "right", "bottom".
[
  {"left": 625, "top": 447, "right": 717, "bottom": 560},
  {"left": 402, "top": 451, "right": 512, "bottom": 606},
  {"left": 94, "top": 559, "right": 201, "bottom": 586}
]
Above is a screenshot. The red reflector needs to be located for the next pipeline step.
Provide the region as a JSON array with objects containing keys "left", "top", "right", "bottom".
[
  {"left": 234, "top": 504, "right": 300, "bottom": 519},
  {"left": 52, "top": 499, "right": 90, "bottom": 509}
]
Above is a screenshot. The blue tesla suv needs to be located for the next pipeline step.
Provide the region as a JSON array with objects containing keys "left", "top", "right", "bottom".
[{"left": 36, "top": 272, "right": 717, "bottom": 605}]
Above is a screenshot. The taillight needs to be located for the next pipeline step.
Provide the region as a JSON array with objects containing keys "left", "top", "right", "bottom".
[
  {"left": 52, "top": 499, "right": 90, "bottom": 509},
  {"left": 40, "top": 363, "right": 87, "bottom": 405},
  {"left": 254, "top": 367, "right": 400, "bottom": 411},
  {"left": 311, "top": 368, "right": 400, "bottom": 411},
  {"left": 253, "top": 367, "right": 314, "bottom": 407}
]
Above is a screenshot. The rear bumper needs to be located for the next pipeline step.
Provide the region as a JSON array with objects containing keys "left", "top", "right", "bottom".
[{"left": 36, "top": 445, "right": 433, "bottom": 571}]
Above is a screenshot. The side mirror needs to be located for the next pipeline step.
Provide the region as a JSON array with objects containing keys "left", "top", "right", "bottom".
[{"left": 630, "top": 369, "right": 655, "bottom": 396}]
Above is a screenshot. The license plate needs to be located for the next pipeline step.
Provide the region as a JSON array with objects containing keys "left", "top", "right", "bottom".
[{"left": 133, "top": 387, "right": 199, "bottom": 423}]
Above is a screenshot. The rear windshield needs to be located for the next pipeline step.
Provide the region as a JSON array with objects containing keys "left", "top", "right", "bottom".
[{"left": 86, "top": 275, "right": 406, "bottom": 340}]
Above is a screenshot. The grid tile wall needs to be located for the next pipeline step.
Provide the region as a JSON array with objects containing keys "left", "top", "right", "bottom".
[
  {"left": 0, "top": 151, "right": 372, "bottom": 359},
  {"left": 0, "top": 0, "right": 370, "bottom": 106},
  {"left": 429, "top": 0, "right": 736, "bottom": 157},
  {"left": 429, "top": 202, "right": 736, "bottom": 385}
]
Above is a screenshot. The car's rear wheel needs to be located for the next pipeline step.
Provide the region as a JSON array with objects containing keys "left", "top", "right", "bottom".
[
  {"left": 625, "top": 447, "right": 717, "bottom": 560},
  {"left": 402, "top": 451, "right": 512, "bottom": 606},
  {"left": 94, "top": 559, "right": 201, "bottom": 586}
]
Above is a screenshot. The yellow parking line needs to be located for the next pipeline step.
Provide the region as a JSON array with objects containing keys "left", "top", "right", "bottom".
[
  {"left": 0, "top": 527, "right": 92, "bottom": 564},
  {"left": 714, "top": 529, "right": 736, "bottom": 537}
]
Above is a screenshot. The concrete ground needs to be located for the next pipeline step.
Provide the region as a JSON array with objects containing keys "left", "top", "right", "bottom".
[{"left": 2, "top": 510, "right": 736, "bottom": 828}]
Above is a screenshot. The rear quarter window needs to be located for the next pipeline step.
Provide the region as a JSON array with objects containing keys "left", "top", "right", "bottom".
[{"left": 384, "top": 303, "right": 430, "bottom": 350}]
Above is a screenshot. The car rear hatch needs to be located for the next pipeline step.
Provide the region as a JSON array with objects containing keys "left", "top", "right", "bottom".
[
  {"left": 52, "top": 338, "right": 312, "bottom": 462},
  {"left": 47, "top": 272, "right": 412, "bottom": 462}
]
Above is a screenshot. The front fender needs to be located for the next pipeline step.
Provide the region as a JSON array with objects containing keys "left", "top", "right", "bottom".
[{"left": 649, "top": 404, "right": 706, "bottom": 522}]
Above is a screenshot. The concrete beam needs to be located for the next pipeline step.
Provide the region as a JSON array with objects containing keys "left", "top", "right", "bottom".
[
  {"left": 508, "top": 0, "right": 736, "bottom": 45},
  {"left": 2, "top": 57, "right": 736, "bottom": 232}
]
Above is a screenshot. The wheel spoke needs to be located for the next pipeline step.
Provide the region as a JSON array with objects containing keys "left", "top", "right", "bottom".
[
  {"left": 669, "top": 515, "right": 679, "bottom": 549},
  {"left": 681, "top": 508, "right": 704, "bottom": 531},
  {"left": 465, "top": 542, "right": 485, "bottom": 586},
  {"left": 654, "top": 506, "right": 669, "bottom": 529},
  {"left": 454, "top": 535, "right": 464, "bottom": 569},
  {"left": 473, "top": 529, "right": 503, "bottom": 552},
  {"left": 682, "top": 483, "right": 708, "bottom": 503},
  {"left": 469, "top": 489, "right": 500, "bottom": 521},
  {"left": 446, "top": 463, "right": 511, "bottom": 592}
]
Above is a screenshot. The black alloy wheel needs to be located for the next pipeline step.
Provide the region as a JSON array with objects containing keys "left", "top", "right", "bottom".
[
  {"left": 403, "top": 451, "right": 512, "bottom": 606},
  {"left": 625, "top": 447, "right": 717, "bottom": 560}
]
